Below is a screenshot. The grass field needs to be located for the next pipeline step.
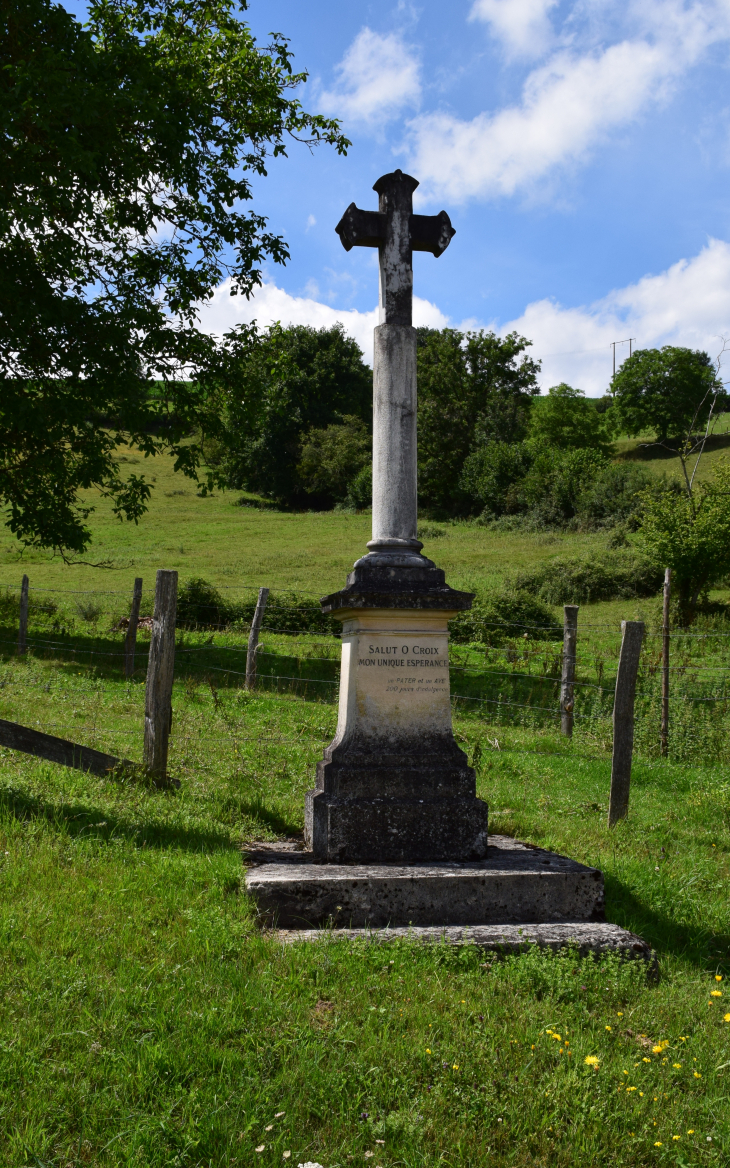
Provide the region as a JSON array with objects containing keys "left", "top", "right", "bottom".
[{"left": 1, "top": 454, "right": 729, "bottom": 1167}]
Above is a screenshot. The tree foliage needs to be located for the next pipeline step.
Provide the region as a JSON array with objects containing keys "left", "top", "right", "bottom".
[
  {"left": 638, "top": 461, "right": 730, "bottom": 623},
  {"left": 0, "top": 0, "right": 347, "bottom": 553},
  {"left": 610, "top": 347, "right": 723, "bottom": 443},
  {"left": 416, "top": 329, "right": 540, "bottom": 515},
  {"left": 298, "top": 416, "right": 371, "bottom": 509},
  {"left": 216, "top": 324, "right": 372, "bottom": 507},
  {"left": 527, "top": 383, "right": 613, "bottom": 453}
]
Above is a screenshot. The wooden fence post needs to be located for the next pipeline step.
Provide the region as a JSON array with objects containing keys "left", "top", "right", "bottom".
[
  {"left": 608, "top": 620, "right": 645, "bottom": 827},
  {"left": 125, "top": 577, "right": 143, "bottom": 680},
  {"left": 660, "top": 568, "right": 671, "bottom": 758},
  {"left": 143, "top": 570, "right": 177, "bottom": 785},
  {"left": 560, "top": 604, "right": 579, "bottom": 736},
  {"left": 17, "top": 574, "right": 29, "bottom": 656},
  {"left": 246, "top": 588, "right": 270, "bottom": 690}
]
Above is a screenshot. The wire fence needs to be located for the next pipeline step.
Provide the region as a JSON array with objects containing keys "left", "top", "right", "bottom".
[{"left": 0, "top": 572, "right": 728, "bottom": 777}]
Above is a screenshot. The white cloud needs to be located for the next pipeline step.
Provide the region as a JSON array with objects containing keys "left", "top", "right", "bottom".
[
  {"left": 317, "top": 27, "right": 421, "bottom": 129},
  {"left": 469, "top": 0, "right": 557, "bottom": 59},
  {"left": 407, "top": 1, "right": 730, "bottom": 202},
  {"left": 196, "top": 279, "right": 448, "bottom": 365},
  {"left": 196, "top": 239, "right": 730, "bottom": 391},
  {"left": 504, "top": 237, "right": 730, "bottom": 393}
]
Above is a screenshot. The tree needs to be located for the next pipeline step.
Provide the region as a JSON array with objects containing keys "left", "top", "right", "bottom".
[
  {"left": 297, "top": 416, "right": 371, "bottom": 509},
  {"left": 638, "top": 460, "right": 730, "bottom": 623},
  {"left": 611, "top": 346, "right": 723, "bottom": 443},
  {"left": 527, "top": 383, "right": 613, "bottom": 453},
  {"left": 217, "top": 324, "right": 372, "bottom": 506},
  {"left": 0, "top": 0, "right": 347, "bottom": 555},
  {"left": 416, "top": 329, "right": 540, "bottom": 515}
]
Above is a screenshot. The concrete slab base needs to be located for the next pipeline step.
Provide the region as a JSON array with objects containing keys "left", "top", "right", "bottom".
[
  {"left": 275, "top": 921, "right": 655, "bottom": 963},
  {"left": 245, "top": 835, "right": 604, "bottom": 929}
]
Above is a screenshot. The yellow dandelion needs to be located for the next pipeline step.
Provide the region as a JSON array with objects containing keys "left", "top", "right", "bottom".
[
  {"left": 724, "top": 1013, "right": 730, "bottom": 1022},
  {"left": 584, "top": 1055, "right": 600, "bottom": 1067},
  {"left": 606, "top": 1025, "right": 612, "bottom": 1031},
  {"left": 643, "top": 1057, "right": 651, "bottom": 1063},
  {"left": 652, "top": 1045, "right": 663, "bottom": 1053},
  {"left": 673, "top": 1063, "right": 682, "bottom": 1069},
  {"left": 716, "top": 975, "right": 723, "bottom": 982},
  {"left": 425, "top": 1048, "right": 431, "bottom": 1054},
  {"left": 687, "top": 1129, "right": 695, "bottom": 1134},
  {"left": 694, "top": 1071, "right": 702, "bottom": 1078},
  {"left": 627, "top": 1087, "right": 637, "bottom": 1092},
  {"left": 452, "top": 1064, "right": 459, "bottom": 1070},
  {"left": 654, "top": 1141, "right": 662, "bottom": 1147},
  {"left": 623, "top": 1070, "right": 629, "bottom": 1075},
  {"left": 711, "top": 991, "right": 722, "bottom": 998},
  {"left": 618, "top": 1012, "right": 624, "bottom": 1017},
  {"left": 639, "top": 1092, "right": 644, "bottom": 1097},
  {"left": 673, "top": 1135, "right": 680, "bottom": 1140}
]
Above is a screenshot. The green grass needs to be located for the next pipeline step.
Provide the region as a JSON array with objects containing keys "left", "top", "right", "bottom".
[{"left": 1, "top": 463, "right": 730, "bottom": 1165}]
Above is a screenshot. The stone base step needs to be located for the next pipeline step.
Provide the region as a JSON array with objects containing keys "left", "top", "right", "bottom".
[
  {"left": 245, "top": 834, "right": 604, "bottom": 928},
  {"left": 275, "top": 921, "right": 654, "bottom": 964}
]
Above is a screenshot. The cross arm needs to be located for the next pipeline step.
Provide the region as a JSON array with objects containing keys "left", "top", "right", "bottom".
[
  {"left": 411, "top": 210, "right": 455, "bottom": 258},
  {"left": 335, "top": 203, "right": 386, "bottom": 251}
]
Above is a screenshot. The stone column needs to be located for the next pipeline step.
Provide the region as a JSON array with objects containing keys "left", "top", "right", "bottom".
[{"left": 371, "top": 324, "right": 418, "bottom": 549}]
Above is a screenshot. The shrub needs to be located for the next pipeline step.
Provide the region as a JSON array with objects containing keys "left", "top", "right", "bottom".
[
  {"left": 450, "top": 587, "right": 561, "bottom": 645},
  {"left": 176, "top": 577, "right": 339, "bottom": 634},
  {"left": 513, "top": 552, "right": 663, "bottom": 605},
  {"left": 176, "top": 578, "right": 234, "bottom": 628},
  {"left": 575, "top": 461, "right": 655, "bottom": 529}
]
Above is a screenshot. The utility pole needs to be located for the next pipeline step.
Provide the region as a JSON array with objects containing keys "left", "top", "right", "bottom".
[{"left": 611, "top": 338, "right": 636, "bottom": 378}]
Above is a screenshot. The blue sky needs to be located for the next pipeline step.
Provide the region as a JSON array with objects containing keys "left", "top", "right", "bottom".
[{"left": 63, "top": 0, "right": 730, "bottom": 392}]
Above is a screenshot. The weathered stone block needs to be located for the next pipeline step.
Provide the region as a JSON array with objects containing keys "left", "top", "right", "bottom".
[{"left": 245, "top": 835, "right": 604, "bottom": 929}]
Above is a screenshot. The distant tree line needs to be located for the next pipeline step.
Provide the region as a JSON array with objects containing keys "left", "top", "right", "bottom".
[{"left": 208, "top": 324, "right": 728, "bottom": 538}]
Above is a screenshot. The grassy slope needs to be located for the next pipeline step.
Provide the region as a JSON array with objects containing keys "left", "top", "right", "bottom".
[
  {"left": 0, "top": 461, "right": 729, "bottom": 1166},
  {"left": 0, "top": 449, "right": 647, "bottom": 604}
]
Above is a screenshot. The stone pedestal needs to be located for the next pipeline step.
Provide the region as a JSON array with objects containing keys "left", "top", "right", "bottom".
[{"left": 304, "top": 545, "right": 488, "bottom": 863}]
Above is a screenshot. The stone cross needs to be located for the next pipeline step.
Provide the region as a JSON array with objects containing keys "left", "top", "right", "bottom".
[
  {"left": 304, "top": 171, "right": 487, "bottom": 865},
  {"left": 335, "top": 170, "right": 455, "bottom": 560}
]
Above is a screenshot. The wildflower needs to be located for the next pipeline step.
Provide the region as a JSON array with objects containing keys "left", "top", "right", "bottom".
[
  {"left": 255, "top": 1147, "right": 265, "bottom": 1154},
  {"left": 283, "top": 1154, "right": 291, "bottom": 1161},
  {"left": 716, "top": 975, "right": 723, "bottom": 982},
  {"left": 673, "top": 1063, "right": 682, "bottom": 1069},
  {"left": 425, "top": 1048, "right": 431, "bottom": 1054},
  {"left": 643, "top": 1057, "right": 651, "bottom": 1063},
  {"left": 265, "top": 1125, "right": 273, "bottom": 1132},
  {"left": 460, "top": 999, "right": 465, "bottom": 1003},
  {"left": 652, "top": 1045, "right": 663, "bottom": 1054},
  {"left": 687, "top": 1129, "right": 694, "bottom": 1134},
  {"left": 452, "top": 1064, "right": 459, "bottom": 1070},
  {"left": 711, "top": 990, "right": 722, "bottom": 997},
  {"left": 365, "top": 1154, "right": 375, "bottom": 1161},
  {"left": 375, "top": 1140, "right": 385, "bottom": 1145},
  {"left": 275, "top": 1112, "right": 286, "bottom": 1118},
  {"left": 531, "top": 1044, "right": 535, "bottom": 1049},
  {"left": 724, "top": 1013, "right": 730, "bottom": 1022},
  {"left": 584, "top": 1056, "right": 600, "bottom": 1067},
  {"left": 694, "top": 1071, "right": 702, "bottom": 1078},
  {"left": 639, "top": 1092, "right": 644, "bottom": 1097},
  {"left": 605, "top": 1026, "right": 612, "bottom": 1031},
  {"left": 618, "top": 1012, "right": 624, "bottom": 1017},
  {"left": 654, "top": 1141, "right": 662, "bottom": 1147},
  {"left": 672, "top": 1135, "right": 680, "bottom": 1141},
  {"left": 623, "top": 1070, "right": 628, "bottom": 1075},
  {"left": 627, "top": 1087, "right": 637, "bottom": 1092}
]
